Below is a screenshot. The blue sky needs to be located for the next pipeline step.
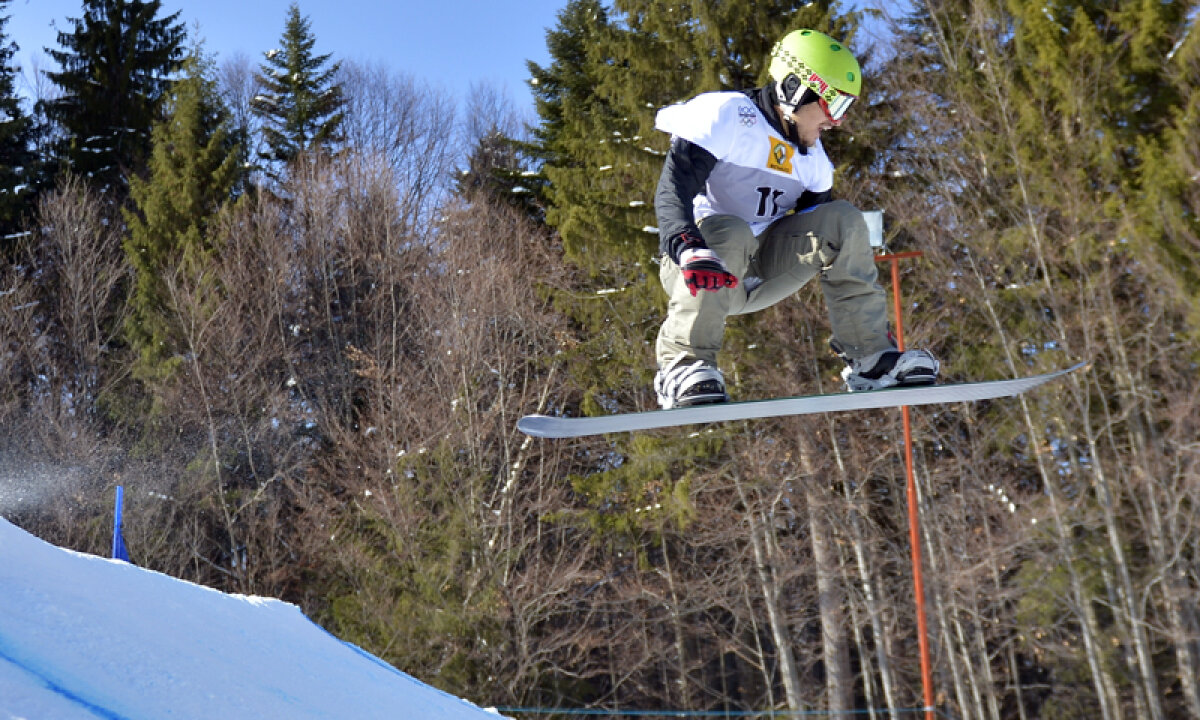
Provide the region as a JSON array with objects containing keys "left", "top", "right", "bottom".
[{"left": 5, "top": 0, "right": 564, "bottom": 109}]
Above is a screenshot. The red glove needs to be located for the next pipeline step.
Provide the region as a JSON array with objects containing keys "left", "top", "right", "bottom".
[{"left": 679, "top": 247, "right": 739, "bottom": 297}]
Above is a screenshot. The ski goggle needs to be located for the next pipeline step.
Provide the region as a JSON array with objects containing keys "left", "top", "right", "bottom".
[
  {"left": 779, "top": 71, "right": 857, "bottom": 126},
  {"left": 819, "top": 91, "right": 856, "bottom": 126}
]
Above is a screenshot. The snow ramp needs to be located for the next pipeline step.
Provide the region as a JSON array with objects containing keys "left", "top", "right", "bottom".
[{"left": 0, "top": 518, "right": 504, "bottom": 719}]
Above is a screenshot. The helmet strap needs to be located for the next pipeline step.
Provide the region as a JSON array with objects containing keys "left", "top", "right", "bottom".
[
  {"left": 780, "top": 113, "right": 810, "bottom": 153},
  {"left": 781, "top": 114, "right": 801, "bottom": 146},
  {"left": 773, "top": 83, "right": 818, "bottom": 153}
]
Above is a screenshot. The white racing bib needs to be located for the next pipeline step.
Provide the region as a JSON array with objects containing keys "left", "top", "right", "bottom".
[{"left": 655, "top": 91, "right": 834, "bottom": 235}]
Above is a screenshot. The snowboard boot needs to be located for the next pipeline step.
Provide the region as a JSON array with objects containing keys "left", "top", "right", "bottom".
[
  {"left": 654, "top": 355, "right": 729, "bottom": 409},
  {"left": 833, "top": 340, "right": 940, "bottom": 392}
]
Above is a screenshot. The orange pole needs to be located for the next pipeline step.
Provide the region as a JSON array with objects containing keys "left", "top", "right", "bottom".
[{"left": 877, "top": 252, "right": 936, "bottom": 719}]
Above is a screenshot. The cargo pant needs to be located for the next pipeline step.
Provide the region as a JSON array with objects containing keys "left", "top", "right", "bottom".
[{"left": 656, "top": 200, "right": 892, "bottom": 369}]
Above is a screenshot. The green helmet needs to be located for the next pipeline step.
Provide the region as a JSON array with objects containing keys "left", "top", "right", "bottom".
[{"left": 769, "top": 29, "right": 861, "bottom": 122}]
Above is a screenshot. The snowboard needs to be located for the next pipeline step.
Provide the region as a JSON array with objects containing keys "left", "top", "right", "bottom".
[{"left": 517, "top": 362, "right": 1087, "bottom": 439}]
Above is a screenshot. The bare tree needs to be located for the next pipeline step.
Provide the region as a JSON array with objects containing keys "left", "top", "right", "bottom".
[
  {"left": 217, "top": 51, "right": 263, "bottom": 162},
  {"left": 459, "top": 80, "right": 526, "bottom": 147},
  {"left": 337, "top": 59, "right": 457, "bottom": 228},
  {"left": 22, "top": 177, "right": 126, "bottom": 461}
]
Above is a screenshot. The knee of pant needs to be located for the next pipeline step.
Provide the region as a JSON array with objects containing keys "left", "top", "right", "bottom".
[
  {"left": 697, "top": 215, "right": 755, "bottom": 273},
  {"left": 826, "top": 200, "right": 869, "bottom": 249},
  {"left": 699, "top": 214, "right": 754, "bottom": 245}
]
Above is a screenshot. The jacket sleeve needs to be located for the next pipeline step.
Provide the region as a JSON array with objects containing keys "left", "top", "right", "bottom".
[
  {"left": 655, "top": 137, "right": 718, "bottom": 264},
  {"left": 794, "top": 189, "right": 832, "bottom": 213}
]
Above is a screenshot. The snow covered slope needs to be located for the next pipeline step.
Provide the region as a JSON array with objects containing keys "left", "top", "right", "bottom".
[{"left": 0, "top": 518, "right": 503, "bottom": 719}]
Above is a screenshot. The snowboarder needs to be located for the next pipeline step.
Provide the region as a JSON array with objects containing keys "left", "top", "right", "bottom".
[{"left": 652, "top": 28, "right": 940, "bottom": 409}]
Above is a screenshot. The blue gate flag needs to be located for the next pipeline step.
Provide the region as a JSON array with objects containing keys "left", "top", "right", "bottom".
[{"left": 112, "top": 485, "right": 130, "bottom": 562}]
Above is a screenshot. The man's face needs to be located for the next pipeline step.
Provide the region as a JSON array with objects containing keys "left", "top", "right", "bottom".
[{"left": 788, "top": 101, "right": 836, "bottom": 148}]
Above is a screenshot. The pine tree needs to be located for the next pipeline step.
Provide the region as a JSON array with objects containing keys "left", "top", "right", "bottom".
[
  {"left": 0, "top": 0, "right": 36, "bottom": 245},
  {"left": 1127, "top": 6, "right": 1200, "bottom": 318},
  {"left": 526, "top": 0, "right": 657, "bottom": 431},
  {"left": 251, "top": 3, "right": 345, "bottom": 171},
  {"left": 454, "top": 128, "right": 542, "bottom": 221},
  {"left": 528, "top": 0, "right": 626, "bottom": 272},
  {"left": 40, "top": 0, "right": 186, "bottom": 196},
  {"left": 122, "top": 51, "right": 242, "bottom": 381}
]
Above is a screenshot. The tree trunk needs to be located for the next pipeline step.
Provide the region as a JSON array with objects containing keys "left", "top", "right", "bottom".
[
  {"left": 659, "top": 533, "right": 694, "bottom": 710},
  {"left": 1097, "top": 281, "right": 1200, "bottom": 719},
  {"left": 735, "top": 476, "right": 804, "bottom": 711},
  {"left": 829, "top": 423, "right": 902, "bottom": 718},
  {"left": 963, "top": 251, "right": 1121, "bottom": 719},
  {"left": 797, "top": 437, "right": 853, "bottom": 712},
  {"left": 1080, "top": 421, "right": 1164, "bottom": 720}
]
